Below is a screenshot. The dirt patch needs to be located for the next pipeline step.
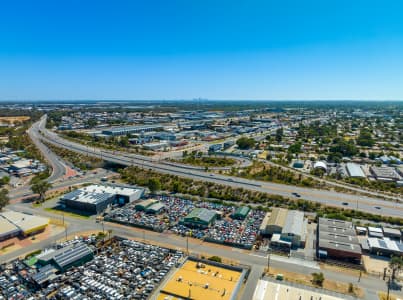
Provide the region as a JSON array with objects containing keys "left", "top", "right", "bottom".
[
  {"left": 0, "top": 116, "right": 30, "bottom": 124},
  {"left": 320, "top": 262, "right": 363, "bottom": 277},
  {"left": 266, "top": 266, "right": 365, "bottom": 298}
]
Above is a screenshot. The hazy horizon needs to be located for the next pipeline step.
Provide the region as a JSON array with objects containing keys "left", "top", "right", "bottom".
[{"left": 1, "top": 1, "right": 403, "bottom": 100}]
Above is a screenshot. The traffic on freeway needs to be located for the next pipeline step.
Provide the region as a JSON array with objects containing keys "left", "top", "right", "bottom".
[{"left": 33, "top": 116, "right": 403, "bottom": 218}]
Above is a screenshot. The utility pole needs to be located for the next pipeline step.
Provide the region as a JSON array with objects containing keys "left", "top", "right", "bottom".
[
  {"left": 267, "top": 247, "right": 271, "bottom": 274},
  {"left": 387, "top": 275, "right": 391, "bottom": 300},
  {"left": 186, "top": 235, "right": 189, "bottom": 256}
]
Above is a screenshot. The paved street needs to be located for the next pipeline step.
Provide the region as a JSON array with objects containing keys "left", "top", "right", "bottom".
[
  {"left": 2, "top": 203, "right": 401, "bottom": 299},
  {"left": 34, "top": 117, "right": 403, "bottom": 217}
]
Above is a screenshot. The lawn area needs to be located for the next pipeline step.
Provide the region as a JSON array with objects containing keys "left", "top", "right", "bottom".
[{"left": 44, "top": 207, "right": 91, "bottom": 219}]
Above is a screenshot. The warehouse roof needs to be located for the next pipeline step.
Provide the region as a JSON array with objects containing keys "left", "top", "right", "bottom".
[
  {"left": 318, "top": 239, "right": 362, "bottom": 255},
  {"left": 54, "top": 243, "right": 93, "bottom": 269},
  {"left": 135, "top": 199, "right": 156, "bottom": 210},
  {"left": 38, "top": 243, "right": 93, "bottom": 269},
  {"left": 184, "top": 208, "right": 217, "bottom": 223},
  {"left": 319, "top": 218, "right": 352, "bottom": 228},
  {"left": 267, "top": 208, "right": 288, "bottom": 227},
  {"left": 367, "top": 238, "right": 403, "bottom": 255},
  {"left": 1, "top": 211, "right": 48, "bottom": 234},
  {"left": 146, "top": 202, "right": 165, "bottom": 213},
  {"left": 370, "top": 166, "right": 400, "bottom": 180},
  {"left": 233, "top": 206, "right": 250, "bottom": 218},
  {"left": 368, "top": 227, "right": 383, "bottom": 233},
  {"left": 62, "top": 184, "right": 142, "bottom": 204},
  {"left": 0, "top": 216, "right": 20, "bottom": 238},
  {"left": 259, "top": 212, "right": 271, "bottom": 232},
  {"left": 318, "top": 231, "right": 359, "bottom": 245},
  {"left": 382, "top": 227, "right": 401, "bottom": 237},
  {"left": 346, "top": 163, "right": 366, "bottom": 178},
  {"left": 282, "top": 210, "right": 304, "bottom": 236}
]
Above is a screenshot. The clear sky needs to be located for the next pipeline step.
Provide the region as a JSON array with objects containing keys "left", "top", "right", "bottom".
[{"left": 1, "top": 0, "right": 402, "bottom": 100}]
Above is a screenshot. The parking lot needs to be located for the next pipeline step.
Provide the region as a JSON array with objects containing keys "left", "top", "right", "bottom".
[
  {"left": 105, "top": 195, "right": 265, "bottom": 249},
  {"left": 0, "top": 237, "right": 183, "bottom": 300}
]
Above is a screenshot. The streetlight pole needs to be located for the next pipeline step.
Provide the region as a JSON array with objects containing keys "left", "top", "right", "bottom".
[{"left": 267, "top": 247, "right": 271, "bottom": 274}]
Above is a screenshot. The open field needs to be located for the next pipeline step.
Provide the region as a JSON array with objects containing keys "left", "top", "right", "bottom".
[{"left": 0, "top": 116, "right": 30, "bottom": 124}]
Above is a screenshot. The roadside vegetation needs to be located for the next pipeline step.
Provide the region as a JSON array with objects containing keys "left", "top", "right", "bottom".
[
  {"left": 233, "top": 161, "right": 327, "bottom": 189},
  {"left": 172, "top": 151, "right": 237, "bottom": 167},
  {"left": 43, "top": 141, "right": 104, "bottom": 170},
  {"left": 120, "top": 166, "right": 403, "bottom": 226},
  {"left": 60, "top": 131, "right": 154, "bottom": 156}
]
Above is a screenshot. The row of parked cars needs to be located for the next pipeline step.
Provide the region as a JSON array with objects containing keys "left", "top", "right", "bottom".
[
  {"left": 0, "top": 238, "right": 183, "bottom": 300},
  {"left": 106, "top": 195, "right": 266, "bottom": 249}
]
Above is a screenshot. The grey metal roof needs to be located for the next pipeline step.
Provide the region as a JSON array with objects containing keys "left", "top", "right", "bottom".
[
  {"left": 346, "top": 163, "right": 366, "bottom": 178},
  {"left": 318, "top": 239, "right": 362, "bottom": 255},
  {"left": 54, "top": 243, "right": 93, "bottom": 269},
  {"left": 282, "top": 210, "right": 304, "bottom": 236}
]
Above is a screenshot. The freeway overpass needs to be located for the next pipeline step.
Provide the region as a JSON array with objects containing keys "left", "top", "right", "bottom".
[{"left": 33, "top": 116, "right": 403, "bottom": 218}]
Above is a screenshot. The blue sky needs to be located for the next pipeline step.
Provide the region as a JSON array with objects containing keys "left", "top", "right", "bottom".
[{"left": 1, "top": 0, "right": 402, "bottom": 100}]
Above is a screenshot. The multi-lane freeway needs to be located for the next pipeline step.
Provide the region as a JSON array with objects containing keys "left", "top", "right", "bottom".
[{"left": 32, "top": 116, "right": 403, "bottom": 218}]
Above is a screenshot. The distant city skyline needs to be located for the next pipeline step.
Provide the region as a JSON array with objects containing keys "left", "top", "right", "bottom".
[{"left": 1, "top": 0, "right": 403, "bottom": 100}]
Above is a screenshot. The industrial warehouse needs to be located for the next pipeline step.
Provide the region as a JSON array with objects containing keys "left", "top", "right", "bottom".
[
  {"left": 0, "top": 210, "right": 49, "bottom": 241},
  {"left": 259, "top": 208, "right": 307, "bottom": 250},
  {"left": 60, "top": 184, "right": 144, "bottom": 214},
  {"left": 317, "top": 218, "right": 362, "bottom": 263}
]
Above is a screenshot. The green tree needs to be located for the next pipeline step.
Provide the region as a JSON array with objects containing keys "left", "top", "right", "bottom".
[
  {"left": 208, "top": 256, "right": 222, "bottom": 263},
  {"left": 147, "top": 178, "right": 161, "bottom": 193},
  {"left": 389, "top": 256, "right": 403, "bottom": 281},
  {"left": 275, "top": 127, "right": 283, "bottom": 143},
  {"left": 357, "top": 129, "right": 374, "bottom": 147},
  {"left": 236, "top": 137, "right": 256, "bottom": 150},
  {"left": 86, "top": 118, "right": 98, "bottom": 128},
  {"left": 0, "top": 176, "right": 10, "bottom": 186},
  {"left": 311, "top": 272, "right": 325, "bottom": 286},
  {"left": 288, "top": 142, "right": 302, "bottom": 154},
  {"left": 31, "top": 180, "right": 52, "bottom": 202},
  {"left": 0, "top": 188, "right": 9, "bottom": 210}
]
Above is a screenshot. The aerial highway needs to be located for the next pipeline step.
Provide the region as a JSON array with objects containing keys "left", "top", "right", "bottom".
[
  {"left": 27, "top": 121, "right": 68, "bottom": 183},
  {"left": 33, "top": 116, "right": 403, "bottom": 218}
]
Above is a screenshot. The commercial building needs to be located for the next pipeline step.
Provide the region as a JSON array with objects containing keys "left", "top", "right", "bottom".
[
  {"left": 61, "top": 184, "right": 144, "bottom": 214},
  {"left": 382, "top": 227, "right": 402, "bottom": 241},
  {"left": 0, "top": 215, "right": 20, "bottom": 241},
  {"left": 346, "top": 163, "right": 366, "bottom": 178},
  {"left": 259, "top": 212, "right": 271, "bottom": 236},
  {"left": 101, "top": 125, "right": 163, "bottom": 136},
  {"left": 182, "top": 208, "right": 217, "bottom": 228},
  {"left": 0, "top": 211, "right": 49, "bottom": 237},
  {"left": 370, "top": 166, "right": 401, "bottom": 182},
  {"left": 135, "top": 199, "right": 156, "bottom": 211},
  {"left": 368, "top": 227, "right": 384, "bottom": 238},
  {"left": 37, "top": 242, "right": 94, "bottom": 272},
  {"left": 263, "top": 208, "right": 288, "bottom": 235},
  {"left": 280, "top": 210, "right": 306, "bottom": 248},
  {"left": 366, "top": 238, "right": 403, "bottom": 257},
  {"left": 231, "top": 206, "right": 250, "bottom": 220},
  {"left": 145, "top": 202, "right": 165, "bottom": 214},
  {"left": 317, "top": 218, "right": 362, "bottom": 263}
]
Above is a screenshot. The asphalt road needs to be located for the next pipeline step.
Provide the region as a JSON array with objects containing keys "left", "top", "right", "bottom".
[
  {"left": 27, "top": 121, "right": 67, "bottom": 183},
  {"left": 34, "top": 117, "right": 403, "bottom": 218}
]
